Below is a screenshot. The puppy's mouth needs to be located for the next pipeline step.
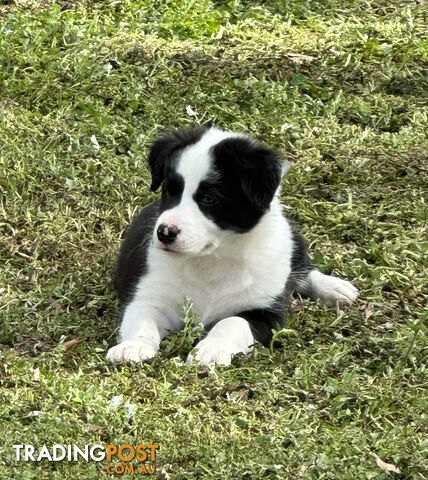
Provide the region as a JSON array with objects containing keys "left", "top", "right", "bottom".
[
  {"left": 161, "top": 246, "right": 182, "bottom": 254},
  {"left": 160, "top": 243, "right": 215, "bottom": 255}
]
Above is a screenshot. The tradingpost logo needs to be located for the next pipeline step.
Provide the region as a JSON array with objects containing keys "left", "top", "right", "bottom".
[{"left": 13, "top": 444, "right": 159, "bottom": 475}]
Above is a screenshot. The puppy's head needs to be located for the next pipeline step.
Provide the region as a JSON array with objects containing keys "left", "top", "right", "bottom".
[{"left": 148, "top": 126, "right": 284, "bottom": 255}]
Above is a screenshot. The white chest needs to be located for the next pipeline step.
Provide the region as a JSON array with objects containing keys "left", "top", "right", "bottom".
[{"left": 144, "top": 212, "right": 293, "bottom": 326}]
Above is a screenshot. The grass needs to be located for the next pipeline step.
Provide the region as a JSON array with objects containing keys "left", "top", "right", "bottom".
[{"left": 0, "top": 0, "right": 427, "bottom": 478}]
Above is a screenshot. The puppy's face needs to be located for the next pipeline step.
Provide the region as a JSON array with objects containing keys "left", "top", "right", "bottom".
[{"left": 148, "top": 126, "right": 283, "bottom": 255}]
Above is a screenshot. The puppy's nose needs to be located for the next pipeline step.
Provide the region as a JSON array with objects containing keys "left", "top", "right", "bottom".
[{"left": 157, "top": 223, "right": 181, "bottom": 245}]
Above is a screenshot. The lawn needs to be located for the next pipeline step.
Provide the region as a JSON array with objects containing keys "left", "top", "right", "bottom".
[{"left": 0, "top": 0, "right": 427, "bottom": 478}]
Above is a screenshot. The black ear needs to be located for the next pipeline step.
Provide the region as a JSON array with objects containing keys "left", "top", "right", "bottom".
[
  {"left": 147, "top": 135, "right": 175, "bottom": 191},
  {"left": 213, "top": 137, "right": 283, "bottom": 211},
  {"left": 147, "top": 125, "right": 208, "bottom": 191}
]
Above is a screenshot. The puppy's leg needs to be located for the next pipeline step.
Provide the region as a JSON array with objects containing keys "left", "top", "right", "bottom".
[
  {"left": 292, "top": 264, "right": 359, "bottom": 308},
  {"left": 106, "top": 299, "right": 175, "bottom": 364},
  {"left": 300, "top": 269, "right": 358, "bottom": 308},
  {"left": 290, "top": 228, "right": 358, "bottom": 308},
  {"left": 187, "top": 317, "right": 255, "bottom": 367}
]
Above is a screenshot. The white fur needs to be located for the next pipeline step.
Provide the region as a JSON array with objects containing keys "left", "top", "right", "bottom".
[
  {"left": 186, "top": 317, "right": 255, "bottom": 366},
  {"left": 307, "top": 270, "right": 358, "bottom": 307},
  {"left": 107, "top": 338, "right": 158, "bottom": 363}
]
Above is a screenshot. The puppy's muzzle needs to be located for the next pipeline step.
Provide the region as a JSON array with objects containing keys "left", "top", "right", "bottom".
[{"left": 157, "top": 223, "right": 180, "bottom": 245}]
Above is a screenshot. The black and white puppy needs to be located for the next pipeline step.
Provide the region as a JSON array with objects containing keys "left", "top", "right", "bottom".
[{"left": 107, "top": 126, "right": 358, "bottom": 366}]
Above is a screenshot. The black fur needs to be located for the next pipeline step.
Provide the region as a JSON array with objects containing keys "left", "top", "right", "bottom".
[
  {"left": 115, "top": 201, "right": 160, "bottom": 303},
  {"left": 289, "top": 227, "right": 315, "bottom": 295},
  {"left": 238, "top": 288, "right": 291, "bottom": 347},
  {"left": 195, "top": 136, "right": 282, "bottom": 232},
  {"left": 213, "top": 137, "right": 282, "bottom": 212},
  {"left": 160, "top": 171, "right": 185, "bottom": 212},
  {"left": 148, "top": 125, "right": 207, "bottom": 191}
]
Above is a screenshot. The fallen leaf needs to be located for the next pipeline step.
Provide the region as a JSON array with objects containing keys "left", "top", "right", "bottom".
[
  {"left": 27, "top": 410, "right": 44, "bottom": 418},
  {"left": 84, "top": 424, "right": 102, "bottom": 432},
  {"left": 90, "top": 134, "right": 100, "bottom": 152},
  {"left": 298, "top": 464, "right": 308, "bottom": 477},
  {"left": 226, "top": 389, "right": 250, "bottom": 403},
  {"left": 290, "top": 301, "right": 305, "bottom": 313},
  {"left": 109, "top": 395, "right": 123, "bottom": 408},
  {"left": 186, "top": 105, "right": 197, "bottom": 116},
  {"left": 103, "top": 62, "right": 113, "bottom": 74},
  {"left": 378, "top": 322, "right": 394, "bottom": 331},
  {"left": 374, "top": 454, "right": 401, "bottom": 474},
  {"left": 215, "top": 25, "right": 226, "bottom": 39},
  {"left": 63, "top": 338, "right": 84, "bottom": 349},
  {"left": 159, "top": 468, "right": 171, "bottom": 480},
  {"left": 286, "top": 52, "right": 315, "bottom": 64},
  {"left": 364, "top": 303, "right": 375, "bottom": 321}
]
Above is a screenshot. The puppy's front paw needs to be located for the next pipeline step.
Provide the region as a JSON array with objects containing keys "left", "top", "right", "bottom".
[
  {"left": 186, "top": 338, "right": 248, "bottom": 367},
  {"left": 106, "top": 339, "right": 158, "bottom": 364},
  {"left": 318, "top": 276, "right": 358, "bottom": 308}
]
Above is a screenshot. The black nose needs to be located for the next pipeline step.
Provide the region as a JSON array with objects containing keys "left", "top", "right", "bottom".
[{"left": 157, "top": 224, "right": 180, "bottom": 245}]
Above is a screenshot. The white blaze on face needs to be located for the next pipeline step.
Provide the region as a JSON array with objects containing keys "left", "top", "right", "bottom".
[{"left": 154, "top": 128, "right": 235, "bottom": 255}]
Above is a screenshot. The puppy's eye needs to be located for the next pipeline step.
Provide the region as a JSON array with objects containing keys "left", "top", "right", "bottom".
[{"left": 198, "top": 192, "right": 219, "bottom": 206}]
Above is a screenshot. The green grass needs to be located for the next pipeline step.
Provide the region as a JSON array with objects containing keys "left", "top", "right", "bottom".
[{"left": 0, "top": 1, "right": 427, "bottom": 478}]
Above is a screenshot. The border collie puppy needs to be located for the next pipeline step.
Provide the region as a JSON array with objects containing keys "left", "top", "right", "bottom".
[{"left": 107, "top": 126, "right": 358, "bottom": 366}]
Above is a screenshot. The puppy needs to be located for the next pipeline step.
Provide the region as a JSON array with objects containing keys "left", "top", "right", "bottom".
[{"left": 107, "top": 126, "right": 358, "bottom": 366}]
